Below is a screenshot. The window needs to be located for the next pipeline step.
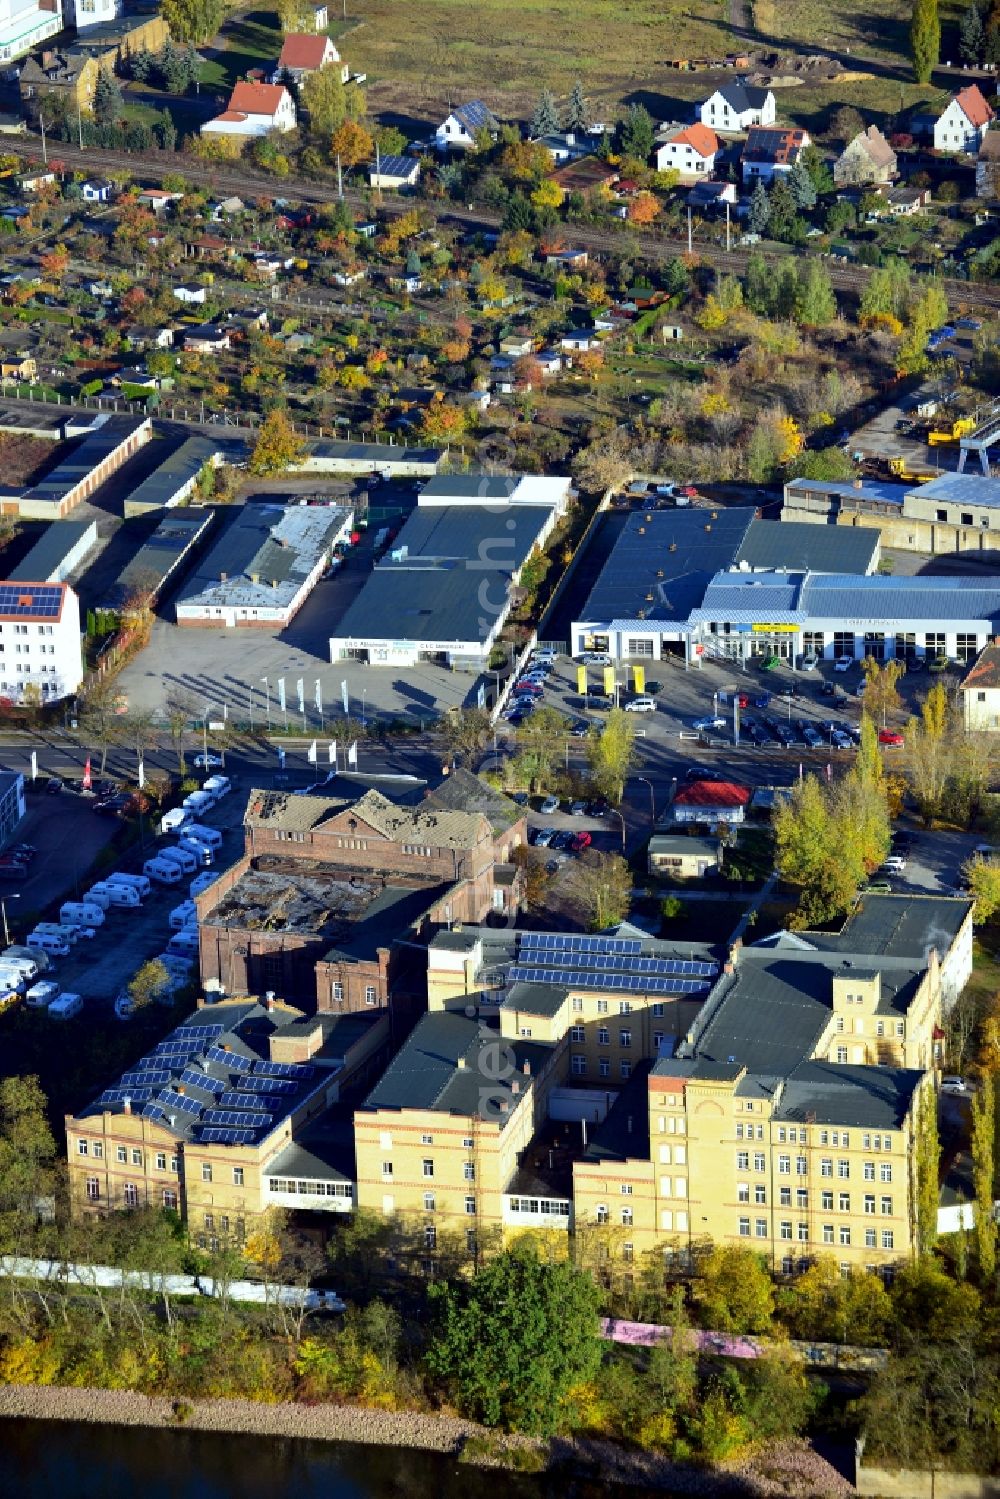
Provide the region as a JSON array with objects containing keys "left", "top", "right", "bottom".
[
  {"left": 599, "top": 1058, "right": 610, "bottom": 1077},
  {"left": 780, "top": 1186, "right": 791, "bottom": 1207},
  {"left": 123, "top": 1183, "right": 138, "bottom": 1208},
  {"left": 754, "top": 1152, "right": 766, "bottom": 1172},
  {"left": 571, "top": 1055, "right": 587, "bottom": 1076},
  {"left": 621, "top": 1207, "right": 633, "bottom": 1226},
  {"left": 821, "top": 1157, "right": 832, "bottom": 1177},
  {"left": 778, "top": 1153, "right": 790, "bottom": 1175},
  {"left": 232, "top": 1166, "right": 244, "bottom": 1187},
  {"left": 755, "top": 1184, "right": 766, "bottom": 1205},
  {"left": 170, "top": 1156, "right": 179, "bottom": 1174},
  {"left": 365, "top": 985, "right": 377, "bottom": 1006},
  {"left": 465, "top": 1196, "right": 476, "bottom": 1215},
  {"left": 864, "top": 1194, "right": 876, "bottom": 1214},
  {"left": 864, "top": 1161, "right": 875, "bottom": 1180},
  {"left": 797, "top": 1222, "right": 809, "bottom": 1242},
  {"left": 570, "top": 1026, "right": 584, "bottom": 1043},
  {"left": 823, "top": 1224, "right": 834, "bottom": 1244},
  {"left": 620, "top": 1183, "right": 633, "bottom": 1195},
  {"left": 597, "top": 1000, "right": 608, "bottom": 1014},
  {"left": 382, "top": 1161, "right": 393, "bottom": 1177},
  {"left": 423, "top": 1159, "right": 434, "bottom": 1178},
  {"left": 464, "top": 1161, "right": 475, "bottom": 1181},
  {"left": 736, "top": 1151, "right": 750, "bottom": 1170},
  {"left": 162, "top": 1189, "right": 177, "bottom": 1210},
  {"left": 424, "top": 1225, "right": 436, "bottom": 1251},
  {"left": 881, "top": 1196, "right": 893, "bottom": 1215},
  {"left": 882, "top": 1230, "right": 894, "bottom": 1250},
  {"left": 865, "top": 1228, "right": 877, "bottom": 1248},
  {"left": 880, "top": 1163, "right": 893, "bottom": 1183},
  {"left": 621, "top": 1060, "right": 632, "bottom": 1079},
  {"left": 156, "top": 1153, "right": 166, "bottom": 1171},
  {"left": 77, "top": 1139, "right": 88, "bottom": 1156},
  {"left": 796, "top": 1155, "right": 807, "bottom": 1176},
  {"left": 202, "top": 1163, "right": 212, "bottom": 1183},
  {"left": 753, "top": 1217, "right": 766, "bottom": 1238},
  {"left": 572, "top": 996, "right": 583, "bottom": 1012},
  {"left": 837, "top": 1159, "right": 850, "bottom": 1179},
  {"left": 131, "top": 1149, "right": 142, "bottom": 1167},
  {"left": 739, "top": 1216, "right": 751, "bottom": 1237},
  {"left": 839, "top": 1226, "right": 851, "bottom": 1246},
  {"left": 779, "top": 1220, "right": 792, "bottom": 1240},
  {"left": 822, "top": 1190, "right": 833, "bottom": 1211},
  {"left": 738, "top": 1182, "right": 750, "bottom": 1203},
  {"left": 423, "top": 1192, "right": 435, "bottom": 1212},
  {"left": 836, "top": 1046, "right": 848, "bottom": 1063},
  {"left": 619, "top": 1029, "right": 632, "bottom": 1048},
  {"left": 619, "top": 1001, "right": 632, "bottom": 1015},
  {"left": 463, "top": 1137, "right": 474, "bottom": 1149},
  {"left": 652, "top": 1003, "right": 664, "bottom": 1017},
  {"left": 421, "top": 1133, "right": 433, "bottom": 1145},
  {"left": 596, "top": 1205, "right": 608, "bottom": 1224},
  {"left": 204, "top": 1213, "right": 214, "bottom": 1231},
  {"left": 85, "top": 1178, "right": 100, "bottom": 1202},
  {"left": 796, "top": 1189, "right": 808, "bottom": 1209},
  {"left": 519, "top": 1027, "right": 532, "bottom": 1038},
  {"left": 332, "top": 982, "right": 343, "bottom": 1002},
  {"left": 597, "top": 1027, "right": 609, "bottom": 1045}
]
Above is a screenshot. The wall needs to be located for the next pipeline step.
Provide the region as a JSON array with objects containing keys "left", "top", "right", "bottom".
[{"left": 856, "top": 1454, "right": 1000, "bottom": 1498}]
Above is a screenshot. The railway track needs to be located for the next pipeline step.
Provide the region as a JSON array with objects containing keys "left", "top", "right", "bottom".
[{"left": 5, "top": 133, "right": 1000, "bottom": 309}]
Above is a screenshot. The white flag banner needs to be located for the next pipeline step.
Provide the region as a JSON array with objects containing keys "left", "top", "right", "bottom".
[
  {"left": 348, "top": 741, "right": 358, "bottom": 767},
  {"left": 137, "top": 757, "right": 145, "bottom": 790},
  {"left": 30, "top": 750, "right": 36, "bottom": 782},
  {"left": 341, "top": 679, "right": 349, "bottom": 714},
  {"left": 296, "top": 678, "right": 304, "bottom": 714},
  {"left": 277, "top": 678, "right": 286, "bottom": 713},
  {"left": 307, "top": 740, "right": 317, "bottom": 764},
  {"left": 314, "top": 679, "right": 322, "bottom": 714},
  {"left": 329, "top": 740, "right": 337, "bottom": 766}
]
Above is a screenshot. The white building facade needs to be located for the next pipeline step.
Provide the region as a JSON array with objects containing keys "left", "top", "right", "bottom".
[
  {"left": 0, "top": 582, "right": 82, "bottom": 702},
  {"left": 0, "top": 0, "right": 62, "bottom": 62}
]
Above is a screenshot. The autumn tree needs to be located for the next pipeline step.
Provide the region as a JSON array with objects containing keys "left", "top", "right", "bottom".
[
  {"left": 693, "top": 1245, "right": 774, "bottom": 1334},
  {"left": 971, "top": 1075, "right": 997, "bottom": 1279},
  {"left": 963, "top": 855, "right": 1000, "bottom": 923},
  {"left": 861, "top": 656, "right": 904, "bottom": 726},
  {"left": 161, "top": 0, "right": 222, "bottom": 45},
  {"left": 774, "top": 760, "right": 888, "bottom": 928},
  {"left": 129, "top": 959, "right": 173, "bottom": 1011},
  {"left": 910, "top": 0, "right": 941, "bottom": 81},
  {"left": 439, "top": 708, "right": 493, "bottom": 766},
  {"left": 586, "top": 707, "right": 637, "bottom": 805},
  {"left": 249, "top": 408, "right": 306, "bottom": 475},
  {"left": 39, "top": 243, "right": 69, "bottom": 282},
  {"left": 915, "top": 1083, "right": 940, "bottom": 1256},
  {"left": 511, "top": 704, "right": 569, "bottom": 792},
  {"left": 300, "top": 67, "right": 353, "bottom": 138},
  {"left": 330, "top": 119, "right": 374, "bottom": 168},
  {"left": 628, "top": 191, "right": 660, "bottom": 225},
  {"left": 0, "top": 1075, "right": 57, "bottom": 1256},
  {"left": 572, "top": 849, "right": 632, "bottom": 930}
]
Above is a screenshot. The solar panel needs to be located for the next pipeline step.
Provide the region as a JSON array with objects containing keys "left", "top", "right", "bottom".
[
  {"left": 519, "top": 933, "right": 643, "bottom": 956},
  {"left": 219, "top": 1091, "right": 278, "bottom": 1111},
  {"left": 141, "top": 1102, "right": 169, "bottom": 1124},
  {"left": 179, "top": 1067, "right": 225, "bottom": 1094},
  {"left": 513, "top": 950, "right": 717, "bottom": 978},
  {"left": 173, "top": 1024, "right": 223, "bottom": 1043},
  {"left": 200, "top": 1126, "right": 257, "bottom": 1145},
  {"left": 122, "top": 1068, "right": 171, "bottom": 1088},
  {"left": 251, "top": 1059, "right": 314, "bottom": 1080},
  {"left": 203, "top": 1109, "right": 273, "bottom": 1130},
  {"left": 98, "top": 1086, "right": 153, "bottom": 1105},
  {"left": 158, "top": 1090, "right": 203, "bottom": 1118},
  {"left": 206, "top": 1045, "right": 253, "bottom": 1073},
  {"left": 236, "top": 1073, "right": 297, "bottom": 1095},
  {"left": 0, "top": 583, "right": 63, "bottom": 619},
  {"left": 136, "top": 1054, "right": 181, "bottom": 1069},
  {"left": 507, "top": 965, "right": 712, "bottom": 996}
]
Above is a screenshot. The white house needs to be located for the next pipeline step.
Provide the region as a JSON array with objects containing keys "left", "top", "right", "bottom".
[
  {"left": 369, "top": 154, "right": 421, "bottom": 190},
  {"left": 182, "top": 324, "right": 231, "bottom": 354},
  {"left": 202, "top": 82, "right": 296, "bottom": 139},
  {"left": 655, "top": 122, "right": 720, "bottom": 177},
  {"left": 699, "top": 81, "right": 775, "bottom": 134},
  {"left": 934, "top": 85, "right": 994, "bottom": 153},
  {"left": 0, "top": 0, "right": 62, "bottom": 62},
  {"left": 435, "top": 99, "right": 498, "bottom": 150},
  {"left": 172, "top": 284, "right": 207, "bottom": 306},
  {"left": 531, "top": 130, "right": 590, "bottom": 164},
  {"left": 741, "top": 126, "right": 811, "bottom": 183},
  {"left": 63, "top": 0, "right": 119, "bottom": 28},
  {"left": 0, "top": 581, "right": 82, "bottom": 702},
  {"left": 81, "top": 178, "right": 114, "bottom": 203},
  {"left": 960, "top": 642, "right": 1000, "bottom": 730},
  {"left": 272, "top": 32, "right": 348, "bottom": 85}
]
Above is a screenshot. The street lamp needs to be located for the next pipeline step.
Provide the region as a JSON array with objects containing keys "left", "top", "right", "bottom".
[
  {"left": 361, "top": 689, "right": 367, "bottom": 732},
  {"left": 1, "top": 893, "right": 19, "bottom": 945},
  {"left": 262, "top": 676, "right": 271, "bottom": 731},
  {"left": 609, "top": 807, "right": 626, "bottom": 852},
  {"left": 631, "top": 776, "right": 655, "bottom": 823}
]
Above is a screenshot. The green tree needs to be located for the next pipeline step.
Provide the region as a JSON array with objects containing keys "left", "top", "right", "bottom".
[
  {"left": 0, "top": 1076, "right": 56, "bottom": 1254},
  {"left": 249, "top": 408, "right": 306, "bottom": 475},
  {"left": 961, "top": 2, "right": 986, "bottom": 63},
  {"left": 793, "top": 446, "right": 856, "bottom": 481},
  {"left": 774, "top": 773, "right": 870, "bottom": 926},
  {"left": 795, "top": 258, "right": 836, "bottom": 326},
  {"left": 777, "top": 1257, "right": 893, "bottom": 1344},
  {"left": 300, "top": 65, "right": 350, "bottom": 138},
  {"left": 94, "top": 69, "right": 124, "bottom": 126},
  {"left": 440, "top": 708, "right": 493, "bottom": 766},
  {"left": 860, "top": 258, "right": 911, "bottom": 323},
  {"left": 963, "top": 855, "right": 1000, "bottom": 923},
  {"left": 586, "top": 706, "right": 636, "bottom": 804},
  {"left": 128, "top": 958, "right": 173, "bottom": 1011},
  {"left": 512, "top": 704, "right": 570, "bottom": 792},
  {"left": 747, "top": 179, "right": 770, "bottom": 236},
  {"left": 915, "top": 1082, "right": 940, "bottom": 1256},
  {"left": 860, "top": 656, "right": 904, "bottom": 726},
  {"left": 971, "top": 1075, "right": 997, "bottom": 1280},
  {"left": 572, "top": 849, "right": 632, "bottom": 930},
  {"left": 160, "top": 0, "right": 223, "bottom": 45},
  {"left": 910, "top": 0, "right": 942, "bottom": 82},
  {"left": 620, "top": 103, "right": 654, "bottom": 161},
  {"left": 566, "top": 79, "right": 588, "bottom": 132},
  {"left": 788, "top": 158, "right": 817, "bottom": 210},
  {"left": 693, "top": 1245, "right": 774, "bottom": 1334},
  {"left": 425, "top": 1244, "right": 603, "bottom": 1434},
  {"left": 531, "top": 88, "right": 561, "bottom": 137}
]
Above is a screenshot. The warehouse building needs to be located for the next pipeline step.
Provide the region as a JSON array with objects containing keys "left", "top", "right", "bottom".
[
  {"left": 330, "top": 475, "right": 569, "bottom": 667},
  {"left": 123, "top": 435, "right": 222, "bottom": 519},
  {"left": 11, "top": 414, "right": 151, "bottom": 519},
  {"left": 176, "top": 502, "right": 353, "bottom": 628},
  {"left": 571, "top": 505, "right": 1000, "bottom": 667},
  {"left": 103, "top": 509, "right": 214, "bottom": 612},
  {"left": 782, "top": 471, "right": 1000, "bottom": 556},
  {"left": 295, "top": 438, "right": 444, "bottom": 478},
  {"left": 7, "top": 519, "right": 98, "bottom": 583}
]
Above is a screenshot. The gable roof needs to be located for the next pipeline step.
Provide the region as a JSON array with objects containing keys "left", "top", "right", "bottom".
[
  {"left": 961, "top": 642, "right": 1000, "bottom": 691},
  {"left": 450, "top": 100, "right": 497, "bottom": 133},
  {"left": 277, "top": 33, "right": 334, "bottom": 70},
  {"left": 674, "top": 780, "right": 750, "bottom": 808},
  {"left": 743, "top": 126, "right": 807, "bottom": 165},
  {"left": 669, "top": 123, "right": 719, "bottom": 157},
  {"left": 846, "top": 124, "right": 897, "bottom": 168},
  {"left": 423, "top": 767, "right": 522, "bottom": 834},
  {"left": 715, "top": 80, "right": 772, "bottom": 113},
  {"left": 953, "top": 84, "right": 994, "bottom": 128},
  {"left": 229, "top": 81, "right": 289, "bottom": 117},
  {"left": 980, "top": 130, "right": 1000, "bottom": 159}
]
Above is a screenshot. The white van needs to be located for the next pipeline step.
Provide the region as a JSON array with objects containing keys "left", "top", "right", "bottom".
[
  {"left": 167, "top": 929, "right": 200, "bottom": 958},
  {"left": 107, "top": 873, "right": 150, "bottom": 899},
  {"left": 26, "top": 980, "right": 60, "bottom": 1009},
  {"left": 183, "top": 823, "right": 222, "bottom": 851},
  {"left": 34, "top": 922, "right": 78, "bottom": 944},
  {"left": 83, "top": 885, "right": 111, "bottom": 911},
  {"left": 182, "top": 790, "right": 215, "bottom": 816},
  {"left": 0, "top": 948, "right": 39, "bottom": 981},
  {"left": 179, "top": 836, "right": 213, "bottom": 869},
  {"left": 0, "top": 966, "right": 28, "bottom": 994},
  {"left": 160, "top": 807, "right": 192, "bottom": 837},
  {"left": 156, "top": 951, "right": 193, "bottom": 978},
  {"left": 60, "top": 902, "right": 105, "bottom": 929},
  {"left": 158, "top": 844, "right": 198, "bottom": 876},
  {"left": 89, "top": 880, "right": 141, "bottom": 909},
  {"left": 49, "top": 992, "right": 82, "bottom": 1020},
  {"left": 190, "top": 871, "right": 217, "bottom": 899},
  {"left": 169, "top": 900, "right": 197, "bottom": 931},
  {"left": 143, "top": 857, "right": 183, "bottom": 887},
  {"left": 27, "top": 931, "right": 72, "bottom": 958},
  {"left": 203, "top": 775, "right": 230, "bottom": 799}
]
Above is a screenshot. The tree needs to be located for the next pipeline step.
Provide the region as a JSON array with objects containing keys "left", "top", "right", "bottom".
[
  {"left": 961, "top": 2, "right": 986, "bottom": 64},
  {"left": 830, "top": 104, "right": 866, "bottom": 144},
  {"left": 793, "top": 446, "right": 856, "bottom": 481},
  {"left": 530, "top": 177, "right": 563, "bottom": 211},
  {"left": 788, "top": 159, "right": 817, "bottom": 211},
  {"left": 566, "top": 79, "right": 588, "bottom": 132},
  {"left": 747, "top": 179, "right": 770, "bottom": 235},
  {"left": 860, "top": 259, "right": 911, "bottom": 324},
  {"left": 440, "top": 708, "right": 493, "bottom": 766},
  {"left": 963, "top": 855, "right": 1000, "bottom": 923},
  {"left": 910, "top": 0, "right": 942, "bottom": 82},
  {"left": 79, "top": 682, "right": 127, "bottom": 773},
  {"left": 425, "top": 1244, "right": 602, "bottom": 1434},
  {"left": 795, "top": 259, "right": 836, "bottom": 326},
  {"left": 915, "top": 1082, "right": 940, "bottom": 1256},
  {"left": 693, "top": 1245, "right": 774, "bottom": 1334},
  {"left": 301, "top": 66, "right": 349, "bottom": 137},
  {"left": 128, "top": 959, "right": 173, "bottom": 1012},
  {"left": 330, "top": 119, "right": 373, "bottom": 168},
  {"left": 620, "top": 104, "right": 654, "bottom": 161},
  {"left": 161, "top": 0, "right": 223, "bottom": 45},
  {"left": 94, "top": 69, "right": 124, "bottom": 127},
  {"left": 279, "top": 0, "right": 317, "bottom": 27},
  {"left": 0, "top": 1076, "right": 56, "bottom": 1254},
  {"left": 249, "top": 408, "right": 305, "bottom": 475},
  {"left": 531, "top": 88, "right": 561, "bottom": 137},
  {"left": 586, "top": 707, "right": 636, "bottom": 804},
  {"left": 861, "top": 656, "right": 904, "bottom": 726},
  {"left": 572, "top": 849, "right": 632, "bottom": 930},
  {"left": 512, "top": 704, "right": 570, "bottom": 792},
  {"left": 774, "top": 773, "right": 874, "bottom": 926},
  {"left": 778, "top": 1257, "right": 892, "bottom": 1345},
  {"left": 627, "top": 190, "right": 660, "bottom": 225},
  {"left": 971, "top": 1076, "right": 997, "bottom": 1279}
]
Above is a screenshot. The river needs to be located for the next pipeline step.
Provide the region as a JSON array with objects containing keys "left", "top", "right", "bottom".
[{"left": 0, "top": 1417, "right": 661, "bottom": 1499}]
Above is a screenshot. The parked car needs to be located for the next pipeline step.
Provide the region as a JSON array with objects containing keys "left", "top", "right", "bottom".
[
  {"left": 539, "top": 795, "right": 560, "bottom": 815},
  {"left": 571, "top": 721, "right": 590, "bottom": 738},
  {"left": 928, "top": 655, "right": 949, "bottom": 673},
  {"left": 585, "top": 696, "right": 613, "bottom": 712},
  {"left": 833, "top": 657, "right": 853, "bottom": 672},
  {"left": 684, "top": 765, "right": 723, "bottom": 782},
  {"left": 905, "top": 656, "right": 924, "bottom": 674},
  {"left": 514, "top": 681, "right": 544, "bottom": 696},
  {"left": 569, "top": 799, "right": 589, "bottom": 816},
  {"left": 46, "top": 777, "right": 63, "bottom": 796},
  {"left": 757, "top": 654, "right": 781, "bottom": 671},
  {"left": 510, "top": 792, "right": 529, "bottom": 806},
  {"left": 550, "top": 830, "right": 574, "bottom": 850},
  {"left": 534, "top": 827, "right": 556, "bottom": 847},
  {"left": 752, "top": 692, "right": 771, "bottom": 709},
  {"left": 580, "top": 651, "right": 612, "bottom": 665},
  {"left": 625, "top": 696, "right": 656, "bottom": 713},
  {"left": 878, "top": 729, "right": 904, "bottom": 746},
  {"left": 193, "top": 752, "right": 223, "bottom": 769},
  {"left": 692, "top": 715, "right": 725, "bottom": 731},
  {"left": 570, "top": 831, "right": 592, "bottom": 852},
  {"left": 801, "top": 652, "right": 819, "bottom": 671},
  {"left": 940, "top": 1076, "right": 968, "bottom": 1094},
  {"left": 882, "top": 854, "right": 907, "bottom": 873},
  {"left": 587, "top": 798, "right": 609, "bottom": 817},
  {"left": 859, "top": 879, "right": 893, "bottom": 895}
]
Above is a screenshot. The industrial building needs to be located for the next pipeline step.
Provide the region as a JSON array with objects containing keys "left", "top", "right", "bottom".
[
  {"left": 7, "top": 519, "right": 98, "bottom": 583},
  {"left": 570, "top": 505, "right": 1000, "bottom": 667},
  {"left": 782, "top": 471, "right": 1000, "bottom": 556},
  {"left": 330, "top": 475, "right": 570, "bottom": 667},
  {"left": 10, "top": 414, "right": 151, "bottom": 520},
  {"left": 175, "top": 502, "right": 354, "bottom": 628},
  {"left": 123, "top": 435, "right": 222, "bottom": 518},
  {"left": 295, "top": 438, "right": 444, "bottom": 478},
  {"left": 103, "top": 509, "right": 214, "bottom": 613}
]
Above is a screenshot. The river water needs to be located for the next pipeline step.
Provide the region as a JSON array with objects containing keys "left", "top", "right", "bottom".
[{"left": 1, "top": 1417, "right": 658, "bottom": 1499}]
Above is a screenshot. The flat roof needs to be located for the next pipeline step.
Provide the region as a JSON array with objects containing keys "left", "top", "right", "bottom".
[
  {"left": 907, "top": 474, "right": 1000, "bottom": 508},
  {"left": 7, "top": 520, "right": 94, "bottom": 582},
  {"left": 807, "top": 893, "right": 972, "bottom": 963},
  {"left": 333, "top": 502, "right": 555, "bottom": 647},
  {"left": 176, "top": 502, "right": 352, "bottom": 614},
  {"left": 801, "top": 573, "right": 1000, "bottom": 623},
  {"left": 577, "top": 507, "right": 756, "bottom": 626},
  {"left": 737, "top": 519, "right": 879, "bottom": 575},
  {"left": 776, "top": 1060, "right": 924, "bottom": 1131},
  {"left": 582, "top": 1063, "right": 653, "bottom": 1162},
  {"left": 20, "top": 416, "right": 147, "bottom": 510},
  {"left": 786, "top": 477, "right": 905, "bottom": 506},
  {"left": 124, "top": 435, "right": 221, "bottom": 513},
  {"left": 307, "top": 439, "right": 442, "bottom": 466},
  {"left": 104, "top": 509, "right": 214, "bottom": 610}
]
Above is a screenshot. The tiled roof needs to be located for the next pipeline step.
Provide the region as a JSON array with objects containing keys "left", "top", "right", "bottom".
[
  {"left": 848, "top": 124, "right": 897, "bottom": 168},
  {"left": 229, "top": 81, "right": 288, "bottom": 116},
  {"left": 673, "top": 780, "right": 750, "bottom": 808},
  {"left": 277, "top": 34, "right": 333, "bottom": 70},
  {"left": 670, "top": 123, "right": 719, "bottom": 156},
  {"left": 960, "top": 642, "right": 1000, "bottom": 691},
  {"left": 954, "top": 84, "right": 994, "bottom": 128}
]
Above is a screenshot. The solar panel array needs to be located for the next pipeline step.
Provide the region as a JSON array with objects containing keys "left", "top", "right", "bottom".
[
  {"left": 252, "top": 1058, "right": 314, "bottom": 1080},
  {"left": 174, "top": 1024, "right": 224, "bottom": 1044},
  {"left": 520, "top": 933, "right": 642, "bottom": 956},
  {"left": 516, "top": 951, "right": 718, "bottom": 979},
  {"left": 220, "top": 1091, "right": 280, "bottom": 1112},
  {"left": 235, "top": 1073, "right": 297, "bottom": 1096},
  {"left": 122, "top": 1068, "right": 171, "bottom": 1088},
  {"left": 201, "top": 1126, "right": 257, "bottom": 1145},
  {"left": 206, "top": 1045, "right": 253, "bottom": 1073},
  {"left": 508, "top": 965, "right": 711, "bottom": 995},
  {"left": 179, "top": 1067, "right": 225, "bottom": 1095},
  {"left": 141, "top": 1102, "right": 169, "bottom": 1125},
  {"left": 0, "top": 583, "right": 62, "bottom": 619},
  {"left": 203, "top": 1108, "right": 274, "bottom": 1130},
  {"left": 158, "top": 1090, "right": 202, "bottom": 1118},
  {"left": 98, "top": 1085, "right": 153, "bottom": 1106}
]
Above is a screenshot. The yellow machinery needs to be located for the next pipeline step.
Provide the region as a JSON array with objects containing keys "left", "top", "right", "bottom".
[{"left": 927, "top": 416, "right": 976, "bottom": 446}]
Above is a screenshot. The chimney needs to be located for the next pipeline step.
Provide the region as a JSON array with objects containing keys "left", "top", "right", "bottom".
[
  {"left": 220, "top": 571, "right": 228, "bottom": 582},
  {"left": 123, "top": 1096, "right": 132, "bottom": 1115},
  {"left": 265, "top": 990, "right": 275, "bottom": 1011},
  {"left": 177, "top": 1085, "right": 185, "bottom": 1096},
  {"left": 522, "top": 1060, "right": 531, "bottom": 1076},
  {"left": 499, "top": 1099, "right": 509, "bottom": 1114},
  {"left": 511, "top": 1079, "right": 521, "bottom": 1095},
  {"left": 627, "top": 1115, "right": 633, "bottom": 1134},
  {"left": 456, "top": 1056, "right": 467, "bottom": 1069}
]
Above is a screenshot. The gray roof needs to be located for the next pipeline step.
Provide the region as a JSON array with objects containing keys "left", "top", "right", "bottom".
[
  {"left": 333, "top": 503, "right": 554, "bottom": 647},
  {"left": 785, "top": 477, "right": 904, "bottom": 506},
  {"left": 372, "top": 155, "right": 418, "bottom": 178},
  {"left": 716, "top": 80, "right": 772, "bottom": 112},
  {"left": 776, "top": 1060, "right": 924, "bottom": 1131},
  {"left": 263, "top": 1109, "right": 356, "bottom": 1184},
  {"left": 452, "top": 100, "right": 498, "bottom": 132},
  {"left": 123, "top": 436, "right": 222, "bottom": 514},
  {"left": 422, "top": 768, "right": 522, "bottom": 834},
  {"left": 323, "top": 879, "right": 452, "bottom": 962},
  {"left": 905, "top": 474, "right": 1000, "bottom": 509},
  {"left": 577, "top": 506, "right": 756, "bottom": 626},
  {"left": 648, "top": 833, "right": 721, "bottom": 857},
  {"left": 20, "top": 416, "right": 147, "bottom": 513},
  {"left": 307, "top": 439, "right": 442, "bottom": 466},
  {"left": 176, "top": 502, "right": 352, "bottom": 614},
  {"left": 736, "top": 518, "right": 879, "bottom": 576},
  {"left": 806, "top": 893, "right": 972, "bottom": 964},
  {"left": 104, "top": 509, "right": 214, "bottom": 610},
  {"left": 583, "top": 1063, "right": 653, "bottom": 1162},
  {"left": 8, "top": 521, "right": 94, "bottom": 582},
  {"left": 420, "top": 474, "right": 520, "bottom": 501},
  {"left": 362, "top": 1010, "right": 553, "bottom": 1124},
  {"left": 690, "top": 573, "right": 804, "bottom": 625},
  {"left": 800, "top": 573, "right": 1000, "bottom": 624}
]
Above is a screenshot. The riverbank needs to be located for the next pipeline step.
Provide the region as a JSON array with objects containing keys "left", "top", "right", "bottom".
[{"left": 0, "top": 1384, "right": 854, "bottom": 1495}]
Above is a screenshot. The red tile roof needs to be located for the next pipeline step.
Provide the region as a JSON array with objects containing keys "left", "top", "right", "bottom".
[
  {"left": 229, "top": 81, "right": 288, "bottom": 117},
  {"left": 670, "top": 122, "right": 720, "bottom": 157},
  {"left": 743, "top": 126, "right": 808, "bottom": 165},
  {"left": 673, "top": 781, "right": 750, "bottom": 808},
  {"left": 955, "top": 84, "right": 994, "bottom": 129},
  {"left": 277, "top": 33, "right": 332, "bottom": 71}
]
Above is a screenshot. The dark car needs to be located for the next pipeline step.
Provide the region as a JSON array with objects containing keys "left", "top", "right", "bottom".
[
  {"left": 571, "top": 720, "right": 590, "bottom": 737},
  {"left": 752, "top": 692, "right": 771, "bottom": 709},
  {"left": 587, "top": 798, "right": 609, "bottom": 817},
  {"left": 550, "top": 830, "right": 574, "bottom": 850},
  {"left": 510, "top": 792, "right": 529, "bottom": 806},
  {"left": 821, "top": 680, "right": 836, "bottom": 697},
  {"left": 46, "top": 777, "right": 63, "bottom": 796},
  {"left": 585, "top": 696, "right": 613, "bottom": 712},
  {"left": 905, "top": 656, "right": 924, "bottom": 674},
  {"left": 643, "top": 681, "right": 662, "bottom": 695},
  {"left": 685, "top": 765, "right": 723, "bottom": 782}
]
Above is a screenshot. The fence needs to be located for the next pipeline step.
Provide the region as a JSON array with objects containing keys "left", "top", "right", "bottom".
[{"left": 600, "top": 1316, "right": 888, "bottom": 1373}]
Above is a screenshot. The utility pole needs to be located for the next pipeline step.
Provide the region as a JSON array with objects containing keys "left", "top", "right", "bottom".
[
  {"left": 39, "top": 113, "right": 47, "bottom": 165},
  {"left": 336, "top": 152, "right": 343, "bottom": 199},
  {"left": 77, "top": 101, "right": 83, "bottom": 151},
  {"left": 725, "top": 199, "right": 731, "bottom": 253},
  {"left": 687, "top": 205, "right": 692, "bottom": 255}
]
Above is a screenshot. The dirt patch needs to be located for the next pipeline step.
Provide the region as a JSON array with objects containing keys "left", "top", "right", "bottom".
[{"left": 0, "top": 432, "right": 63, "bottom": 488}]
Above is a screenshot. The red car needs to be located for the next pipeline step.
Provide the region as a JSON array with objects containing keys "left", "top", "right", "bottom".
[
  {"left": 570, "top": 831, "right": 592, "bottom": 852},
  {"left": 878, "top": 729, "right": 904, "bottom": 746},
  {"left": 514, "top": 681, "right": 544, "bottom": 696},
  {"left": 678, "top": 485, "right": 699, "bottom": 498},
  {"left": 736, "top": 692, "right": 749, "bottom": 709}
]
